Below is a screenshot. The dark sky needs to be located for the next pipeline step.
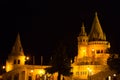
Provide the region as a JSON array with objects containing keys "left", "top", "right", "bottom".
[{"left": 0, "top": 0, "right": 120, "bottom": 65}]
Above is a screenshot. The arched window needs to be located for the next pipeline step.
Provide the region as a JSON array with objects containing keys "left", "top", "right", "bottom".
[
  {"left": 28, "top": 76, "right": 32, "bottom": 80},
  {"left": 14, "top": 60, "right": 16, "bottom": 64},
  {"left": 101, "top": 50, "right": 103, "bottom": 53}
]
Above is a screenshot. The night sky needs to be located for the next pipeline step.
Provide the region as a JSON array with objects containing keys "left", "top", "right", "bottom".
[{"left": 0, "top": 0, "right": 120, "bottom": 65}]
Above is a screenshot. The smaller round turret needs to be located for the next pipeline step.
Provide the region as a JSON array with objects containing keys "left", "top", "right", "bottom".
[{"left": 6, "top": 33, "right": 26, "bottom": 72}]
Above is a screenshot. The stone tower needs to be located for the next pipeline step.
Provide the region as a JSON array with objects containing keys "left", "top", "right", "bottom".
[
  {"left": 72, "top": 12, "right": 111, "bottom": 79},
  {"left": 87, "top": 12, "right": 110, "bottom": 65},
  {"left": 6, "top": 33, "right": 26, "bottom": 72},
  {"left": 76, "top": 22, "right": 88, "bottom": 62}
]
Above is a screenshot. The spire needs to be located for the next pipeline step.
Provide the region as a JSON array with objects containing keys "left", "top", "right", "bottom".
[
  {"left": 88, "top": 12, "right": 106, "bottom": 41},
  {"left": 10, "top": 32, "right": 24, "bottom": 56},
  {"left": 79, "top": 22, "right": 87, "bottom": 36}
]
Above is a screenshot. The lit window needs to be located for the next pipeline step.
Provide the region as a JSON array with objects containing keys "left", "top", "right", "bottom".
[{"left": 92, "top": 49, "right": 95, "bottom": 54}]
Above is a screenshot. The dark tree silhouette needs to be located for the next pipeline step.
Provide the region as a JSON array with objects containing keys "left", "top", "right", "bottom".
[
  {"left": 107, "top": 54, "right": 120, "bottom": 74},
  {"left": 45, "top": 42, "right": 72, "bottom": 80}
]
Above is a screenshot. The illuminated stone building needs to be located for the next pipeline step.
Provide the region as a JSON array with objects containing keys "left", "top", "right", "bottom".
[
  {"left": 2, "top": 33, "right": 58, "bottom": 80},
  {"left": 2, "top": 12, "right": 116, "bottom": 80},
  {"left": 71, "top": 12, "right": 114, "bottom": 80}
]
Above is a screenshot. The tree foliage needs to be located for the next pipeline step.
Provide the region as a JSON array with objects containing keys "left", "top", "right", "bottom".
[
  {"left": 107, "top": 54, "right": 120, "bottom": 74},
  {"left": 45, "top": 42, "right": 72, "bottom": 80}
]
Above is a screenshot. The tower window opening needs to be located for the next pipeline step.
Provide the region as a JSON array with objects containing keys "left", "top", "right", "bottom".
[
  {"left": 96, "top": 50, "right": 100, "bottom": 54},
  {"left": 18, "top": 60, "right": 20, "bottom": 64},
  {"left": 101, "top": 50, "right": 103, "bottom": 53},
  {"left": 28, "top": 76, "right": 32, "bottom": 80},
  {"left": 14, "top": 60, "right": 16, "bottom": 64},
  {"left": 83, "top": 39, "right": 85, "bottom": 42}
]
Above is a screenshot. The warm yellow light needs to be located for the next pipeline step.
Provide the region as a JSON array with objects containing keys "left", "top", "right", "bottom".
[
  {"left": 6, "top": 65, "right": 11, "bottom": 72},
  {"left": 26, "top": 56, "right": 30, "bottom": 60},
  {"left": 113, "top": 74, "right": 116, "bottom": 77},
  {"left": 87, "top": 68, "right": 92, "bottom": 72},
  {"left": 83, "top": 50, "right": 85, "bottom": 52},
  {"left": 2, "top": 66, "right": 5, "bottom": 69},
  {"left": 39, "top": 69, "right": 45, "bottom": 75},
  {"left": 47, "top": 73, "right": 51, "bottom": 77},
  {"left": 31, "top": 70, "right": 34, "bottom": 73},
  {"left": 87, "top": 67, "right": 89, "bottom": 70},
  {"left": 89, "top": 69, "right": 92, "bottom": 72},
  {"left": 70, "top": 59, "right": 73, "bottom": 63},
  {"left": 92, "top": 48, "right": 94, "bottom": 51},
  {"left": 108, "top": 76, "right": 111, "bottom": 80}
]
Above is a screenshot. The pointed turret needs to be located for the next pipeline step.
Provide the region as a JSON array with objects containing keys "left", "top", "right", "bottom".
[
  {"left": 6, "top": 33, "right": 26, "bottom": 72},
  {"left": 76, "top": 22, "right": 88, "bottom": 60},
  {"left": 78, "top": 22, "right": 88, "bottom": 45},
  {"left": 10, "top": 33, "right": 24, "bottom": 56},
  {"left": 89, "top": 12, "right": 106, "bottom": 41},
  {"left": 79, "top": 22, "right": 87, "bottom": 36}
]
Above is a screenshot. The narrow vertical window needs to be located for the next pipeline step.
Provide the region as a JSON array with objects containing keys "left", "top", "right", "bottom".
[
  {"left": 28, "top": 76, "right": 32, "bottom": 80},
  {"left": 14, "top": 60, "right": 16, "bottom": 64},
  {"left": 101, "top": 50, "right": 103, "bottom": 53},
  {"left": 18, "top": 60, "right": 20, "bottom": 64}
]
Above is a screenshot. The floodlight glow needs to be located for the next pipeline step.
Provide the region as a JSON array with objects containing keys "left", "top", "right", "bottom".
[{"left": 39, "top": 69, "right": 45, "bottom": 75}]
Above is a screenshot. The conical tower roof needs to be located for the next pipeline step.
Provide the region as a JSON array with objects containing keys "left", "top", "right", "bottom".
[
  {"left": 79, "top": 22, "right": 87, "bottom": 36},
  {"left": 10, "top": 33, "right": 24, "bottom": 56},
  {"left": 89, "top": 12, "right": 106, "bottom": 41}
]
